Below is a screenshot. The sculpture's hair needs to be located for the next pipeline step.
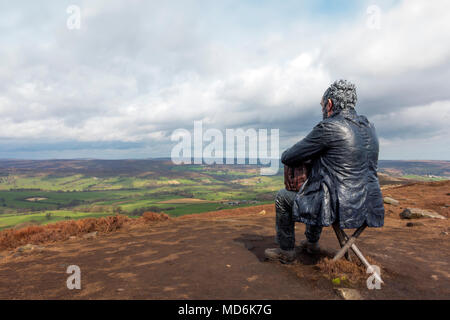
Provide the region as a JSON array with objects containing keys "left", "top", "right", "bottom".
[{"left": 323, "top": 79, "right": 357, "bottom": 112}]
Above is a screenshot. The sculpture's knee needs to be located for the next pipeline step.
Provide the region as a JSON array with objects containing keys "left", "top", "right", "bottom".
[{"left": 275, "top": 189, "right": 288, "bottom": 210}]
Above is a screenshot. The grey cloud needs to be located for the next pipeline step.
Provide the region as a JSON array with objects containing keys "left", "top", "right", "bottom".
[{"left": 0, "top": 0, "right": 449, "bottom": 159}]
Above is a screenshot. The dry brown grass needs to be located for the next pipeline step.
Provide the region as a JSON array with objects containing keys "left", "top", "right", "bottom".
[
  {"left": 0, "top": 215, "right": 130, "bottom": 251},
  {"left": 141, "top": 212, "right": 170, "bottom": 222},
  {"left": 0, "top": 212, "right": 174, "bottom": 251},
  {"left": 315, "top": 256, "right": 380, "bottom": 284}
]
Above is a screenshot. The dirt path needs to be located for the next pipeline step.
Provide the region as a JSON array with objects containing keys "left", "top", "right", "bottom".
[{"left": 0, "top": 182, "right": 449, "bottom": 300}]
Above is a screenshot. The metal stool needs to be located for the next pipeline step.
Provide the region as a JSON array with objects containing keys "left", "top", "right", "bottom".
[{"left": 332, "top": 221, "right": 383, "bottom": 284}]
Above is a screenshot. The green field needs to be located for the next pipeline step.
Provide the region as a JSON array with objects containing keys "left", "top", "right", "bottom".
[
  {"left": 1, "top": 159, "right": 445, "bottom": 230},
  {"left": 0, "top": 160, "right": 283, "bottom": 230}
]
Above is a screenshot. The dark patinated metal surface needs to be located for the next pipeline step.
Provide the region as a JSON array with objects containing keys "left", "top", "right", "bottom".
[{"left": 281, "top": 107, "right": 385, "bottom": 229}]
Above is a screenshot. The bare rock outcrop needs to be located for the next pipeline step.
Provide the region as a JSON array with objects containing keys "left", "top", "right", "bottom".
[{"left": 400, "top": 208, "right": 445, "bottom": 220}]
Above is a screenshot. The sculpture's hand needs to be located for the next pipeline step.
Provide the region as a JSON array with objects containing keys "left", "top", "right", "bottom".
[{"left": 284, "top": 165, "right": 308, "bottom": 192}]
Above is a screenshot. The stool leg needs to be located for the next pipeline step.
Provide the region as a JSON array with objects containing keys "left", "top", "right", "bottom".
[
  {"left": 332, "top": 222, "right": 351, "bottom": 261},
  {"left": 333, "top": 223, "right": 367, "bottom": 261},
  {"left": 331, "top": 223, "right": 384, "bottom": 283}
]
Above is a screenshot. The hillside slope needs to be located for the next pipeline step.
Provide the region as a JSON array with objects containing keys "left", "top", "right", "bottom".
[{"left": 0, "top": 181, "right": 449, "bottom": 299}]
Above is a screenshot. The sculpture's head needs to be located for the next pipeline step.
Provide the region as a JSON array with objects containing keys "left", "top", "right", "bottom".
[{"left": 321, "top": 80, "right": 358, "bottom": 119}]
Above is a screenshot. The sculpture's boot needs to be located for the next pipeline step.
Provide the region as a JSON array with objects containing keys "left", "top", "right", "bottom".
[
  {"left": 264, "top": 248, "right": 296, "bottom": 263},
  {"left": 299, "top": 240, "right": 321, "bottom": 254}
]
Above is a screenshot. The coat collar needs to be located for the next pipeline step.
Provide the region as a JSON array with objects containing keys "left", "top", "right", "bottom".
[{"left": 333, "top": 107, "right": 357, "bottom": 119}]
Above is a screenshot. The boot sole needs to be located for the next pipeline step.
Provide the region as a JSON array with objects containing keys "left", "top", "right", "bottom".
[{"left": 265, "top": 255, "right": 296, "bottom": 264}]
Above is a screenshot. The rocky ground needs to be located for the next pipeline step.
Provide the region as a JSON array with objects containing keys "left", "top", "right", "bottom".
[{"left": 0, "top": 180, "right": 449, "bottom": 299}]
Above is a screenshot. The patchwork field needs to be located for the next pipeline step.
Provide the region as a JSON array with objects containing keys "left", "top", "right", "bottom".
[
  {"left": 0, "top": 160, "right": 283, "bottom": 230},
  {"left": 0, "top": 159, "right": 447, "bottom": 230}
]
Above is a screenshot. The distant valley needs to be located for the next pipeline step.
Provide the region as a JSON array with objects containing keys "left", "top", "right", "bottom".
[{"left": 0, "top": 159, "right": 447, "bottom": 230}]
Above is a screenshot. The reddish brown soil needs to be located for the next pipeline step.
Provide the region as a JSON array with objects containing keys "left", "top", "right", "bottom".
[{"left": 0, "top": 181, "right": 449, "bottom": 300}]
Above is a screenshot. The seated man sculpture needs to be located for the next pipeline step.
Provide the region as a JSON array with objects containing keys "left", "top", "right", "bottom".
[{"left": 265, "top": 79, "right": 385, "bottom": 263}]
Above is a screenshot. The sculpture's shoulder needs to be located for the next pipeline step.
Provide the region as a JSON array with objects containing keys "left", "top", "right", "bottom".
[
  {"left": 336, "top": 109, "right": 374, "bottom": 129},
  {"left": 320, "top": 113, "right": 349, "bottom": 133},
  {"left": 318, "top": 115, "right": 344, "bottom": 128},
  {"left": 357, "top": 114, "right": 372, "bottom": 127},
  {"left": 358, "top": 114, "right": 378, "bottom": 134}
]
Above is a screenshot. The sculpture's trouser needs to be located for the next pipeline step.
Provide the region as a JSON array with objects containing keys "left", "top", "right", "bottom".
[{"left": 275, "top": 188, "right": 323, "bottom": 250}]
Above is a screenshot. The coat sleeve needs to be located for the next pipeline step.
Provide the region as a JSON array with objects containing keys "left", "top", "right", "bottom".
[{"left": 281, "top": 121, "right": 330, "bottom": 166}]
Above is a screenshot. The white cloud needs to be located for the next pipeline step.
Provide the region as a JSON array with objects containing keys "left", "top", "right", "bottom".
[
  {"left": 326, "top": 0, "right": 450, "bottom": 76},
  {"left": 0, "top": 0, "right": 449, "bottom": 159}
]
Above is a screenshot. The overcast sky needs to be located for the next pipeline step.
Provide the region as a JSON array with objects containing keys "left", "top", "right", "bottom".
[{"left": 0, "top": 0, "right": 449, "bottom": 160}]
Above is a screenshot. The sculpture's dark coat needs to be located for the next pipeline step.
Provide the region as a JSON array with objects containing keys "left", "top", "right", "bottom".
[{"left": 281, "top": 108, "right": 384, "bottom": 229}]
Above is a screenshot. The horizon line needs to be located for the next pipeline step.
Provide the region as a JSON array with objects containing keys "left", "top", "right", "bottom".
[{"left": 0, "top": 158, "right": 448, "bottom": 162}]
